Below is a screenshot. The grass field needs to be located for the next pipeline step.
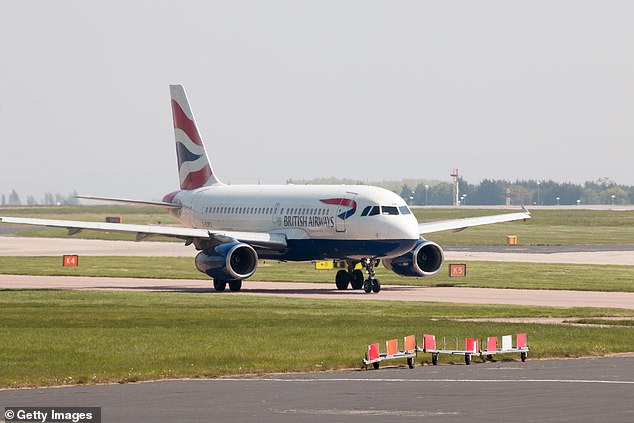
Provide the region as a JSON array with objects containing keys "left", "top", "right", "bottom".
[
  {"left": 1, "top": 257, "right": 633, "bottom": 292},
  {"left": 1, "top": 290, "right": 633, "bottom": 388}
]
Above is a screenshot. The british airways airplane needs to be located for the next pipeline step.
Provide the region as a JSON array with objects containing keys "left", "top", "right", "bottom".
[{"left": 0, "top": 85, "right": 530, "bottom": 293}]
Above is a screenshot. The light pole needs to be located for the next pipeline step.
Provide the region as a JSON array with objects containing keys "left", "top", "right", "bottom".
[
  {"left": 611, "top": 194, "right": 616, "bottom": 205},
  {"left": 556, "top": 197, "right": 560, "bottom": 206},
  {"left": 461, "top": 194, "right": 467, "bottom": 206},
  {"left": 537, "top": 180, "right": 541, "bottom": 205},
  {"left": 424, "top": 185, "right": 429, "bottom": 206}
]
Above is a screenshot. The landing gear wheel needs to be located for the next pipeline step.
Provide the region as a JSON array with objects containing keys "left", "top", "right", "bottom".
[
  {"left": 373, "top": 362, "right": 380, "bottom": 370},
  {"left": 465, "top": 354, "right": 472, "bottom": 365},
  {"left": 361, "top": 258, "right": 381, "bottom": 294},
  {"left": 228, "top": 280, "right": 242, "bottom": 292},
  {"left": 407, "top": 357, "right": 414, "bottom": 369},
  {"left": 432, "top": 353, "right": 438, "bottom": 366},
  {"left": 363, "top": 279, "right": 373, "bottom": 293},
  {"left": 213, "top": 280, "right": 227, "bottom": 292},
  {"left": 351, "top": 270, "right": 364, "bottom": 290},
  {"left": 335, "top": 270, "right": 349, "bottom": 290},
  {"left": 521, "top": 352, "right": 527, "bottom": 362},
  {"left": 372, "top": 279, "right": 381, "bottom": 293}
]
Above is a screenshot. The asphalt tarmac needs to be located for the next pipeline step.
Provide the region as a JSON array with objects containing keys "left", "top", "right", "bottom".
[
  {"left": 1, "top": 356, "right": 633, "bottom": 423},
  {"left": 1, "top": 275, "right": 633, "bottom": 309}
]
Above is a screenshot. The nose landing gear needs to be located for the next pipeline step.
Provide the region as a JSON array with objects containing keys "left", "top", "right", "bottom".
[{"left": 362, "top": 258, "right": 381, "bottom": 293}]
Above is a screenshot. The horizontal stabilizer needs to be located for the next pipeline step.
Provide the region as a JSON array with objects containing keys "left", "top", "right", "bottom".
[{"left": 75, "top": 195, "right": 182, "bottom": 209}]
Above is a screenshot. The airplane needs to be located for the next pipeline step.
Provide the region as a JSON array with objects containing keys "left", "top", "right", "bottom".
[{"left": 0, "top": 85, "right": 531, "bottom": 293}]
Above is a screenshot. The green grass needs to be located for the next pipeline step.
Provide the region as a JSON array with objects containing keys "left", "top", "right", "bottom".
[
  {"left": 1, "top": 257, "right": 633, "bottom": 292},
  {"left": 0, "top": 290, "right": 633, "bottom": 388},
  {"left": 416, "top": 209, "right": 634, "bottom": 245}
]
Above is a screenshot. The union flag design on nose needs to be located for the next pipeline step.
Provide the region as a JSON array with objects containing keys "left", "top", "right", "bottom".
[{"left": 320, "top": 198, "right": 357, "bottom": 220}]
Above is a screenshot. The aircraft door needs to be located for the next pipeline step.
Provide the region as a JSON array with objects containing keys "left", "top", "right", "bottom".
[
  {"left": 190, "top": 189, "right": 209, "bottom": 225},
  {"left": 335, "top": 192, "right": 357, "bottom": 233},
  {"left": 272, "top": 202, "right": 282, "bottom": 226}
]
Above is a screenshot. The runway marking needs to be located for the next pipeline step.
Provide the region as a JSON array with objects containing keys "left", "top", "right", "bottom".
[
  {"left": 217, "top": 377, "right": 634, "bottom": 385},
  {"left": 274, "top": 408, "right": 461, "bottom": 417}
]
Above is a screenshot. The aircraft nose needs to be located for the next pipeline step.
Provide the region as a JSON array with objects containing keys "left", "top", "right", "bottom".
[{"left": 390, "top": 215, "right": 420, "bottom": 240}]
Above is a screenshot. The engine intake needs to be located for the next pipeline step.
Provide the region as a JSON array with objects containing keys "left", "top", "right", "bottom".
[
  {"left": 382, "top": 239, "right": 444, "bottom": 277},
  {"left": 195, "top": 242, "right": 258, "bottom": 280}
]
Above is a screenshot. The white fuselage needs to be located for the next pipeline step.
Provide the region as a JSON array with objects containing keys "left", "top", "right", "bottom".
[{"left": 170, "top": 184, "right": 420, "bottom": 261}]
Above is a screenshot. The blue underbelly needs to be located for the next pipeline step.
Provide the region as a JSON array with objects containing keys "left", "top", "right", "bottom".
[{"left": 258, "top": 238, "right": 417, "bottom": 261}]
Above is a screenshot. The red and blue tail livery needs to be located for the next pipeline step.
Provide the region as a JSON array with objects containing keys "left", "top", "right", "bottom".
[{"left": 170, "top": 85, "right": 221, "bottom": 189}]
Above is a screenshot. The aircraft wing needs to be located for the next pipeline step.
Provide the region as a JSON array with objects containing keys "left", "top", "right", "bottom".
[
  {"left": 0, "top": 217, "right": 287, "bottom": 250},
  {"left": 418, "top": 208, "right": 531, "bottom": 235}
]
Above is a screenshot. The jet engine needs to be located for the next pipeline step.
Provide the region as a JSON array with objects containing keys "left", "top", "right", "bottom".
[
  {"left": 195, "top": 242, "right": 258, "bottom": 280},
  {"left": 382, "top": 239, "right": 444, "bottom": 277}
]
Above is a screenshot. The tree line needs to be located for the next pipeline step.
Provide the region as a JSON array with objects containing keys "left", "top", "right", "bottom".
[
  {"left": 398, "top": 177, "right": 633, "bottom": 206},
  {"left": 1, "top": 190, "right": 79, "bottom": 206},
  {"left": 290, "top": 177, "right": 634, "bottom": 206},
  {"left": 3, "top": 178, "right": 633, "bottom": 207}
]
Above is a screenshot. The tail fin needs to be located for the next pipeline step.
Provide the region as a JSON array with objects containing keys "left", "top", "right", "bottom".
[{"left": 170, "top": 84, "right": 222, "bottom": 189}]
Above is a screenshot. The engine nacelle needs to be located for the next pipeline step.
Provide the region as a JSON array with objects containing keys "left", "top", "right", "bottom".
[
  {"left": 382, "top": 239, "right": 444, "bottom": 278},
  {"left": 195, "top": 242, "right": 258, "bottom": 280}
]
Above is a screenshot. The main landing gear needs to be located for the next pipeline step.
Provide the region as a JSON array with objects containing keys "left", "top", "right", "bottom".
[
  {"left": 334, "top": 259, "right": 381, "bottom": 294},
  {"left": 213, "top": 279, "right": 243, "bottom": 292}
]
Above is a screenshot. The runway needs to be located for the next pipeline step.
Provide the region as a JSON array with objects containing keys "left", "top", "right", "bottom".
[
  {"left": 1, "top": 356, "right": 633, "bottom": 423},
  {"left": 1, "top": 274, "right": 633, "bottom": 309}
]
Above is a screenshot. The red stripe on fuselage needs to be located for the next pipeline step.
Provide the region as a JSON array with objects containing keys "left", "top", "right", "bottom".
[
  {"left": 320, "top": 198, "right": 357, "bottom": 208},
  {"left": 171, "top": 99, "right": 203, "bottom": 147}
]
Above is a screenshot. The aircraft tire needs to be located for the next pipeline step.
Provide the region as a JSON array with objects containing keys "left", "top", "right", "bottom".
[
  {"left": 465, "top": 354, "right": 471, "bottom": 365},
  {"left": 363, "top": 279, "right": 372, "bottom": 293},
  {"left": 229, "top": 280, "right": 242, "bottom": 292},
  {"left": 213, "top": 280, "right": 227, "bottom": 292},
  {"left": 432, "top": 354, "right": 438, "bottom": 365},
  {"left": 372, "top": 279, "right": 381, "bottom": 293},
  {"left": 407, "top": 357, "right": 414, "bottom": 369},
  {"left": 335, "top": 270, "right": 349, "bottom": 290},
  {"left": 521, "top": 352, "right": 527, "bottom": 362},
  {"left": 373, "top": 362, "right": 380, "bottom": 370},
  {"left": 351, "top": 270, "right": 364, "bottom": 290}
]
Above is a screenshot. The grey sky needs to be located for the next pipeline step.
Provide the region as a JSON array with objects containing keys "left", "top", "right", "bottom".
[{"left": 1, "top": 1, "right": 633, "bottom": 201}]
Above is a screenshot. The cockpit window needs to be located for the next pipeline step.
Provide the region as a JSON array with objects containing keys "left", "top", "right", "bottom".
[
  {"left": 381, "top": 206, "right": 399, "bottom": 215},
  {"left": 368, "top": 205, "right": 380, "bottom": 216},
  {"left": 361, "top": 206, "right": 372, "bottom": 216},
  {"left": 399, "top": 206, "right": 412, "bottom": 215}
]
